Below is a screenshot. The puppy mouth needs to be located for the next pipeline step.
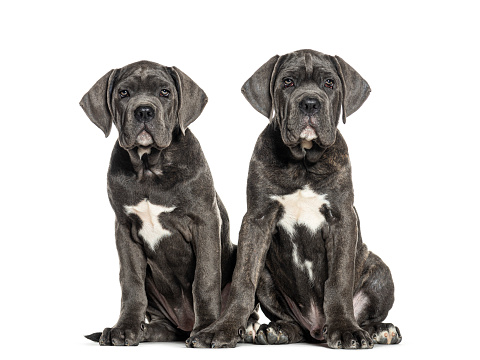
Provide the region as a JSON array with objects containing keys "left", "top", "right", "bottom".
[
  {"left": 299, "top": 125, "right": 318, "bottom": 141},
  {"left": 295, "top": 125, "right": 317, "bottom": 150},
  {"left": 283, "top": 123, "right": 318, "bottom": 148},
  {"left": 136, "top": 129, "right": 154, "bottom": 147}
]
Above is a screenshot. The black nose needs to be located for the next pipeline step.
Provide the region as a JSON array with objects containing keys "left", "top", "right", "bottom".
[
  {"left": 134, "top": 106, "right": 155, "bottom": 122},
  {"left": 299, "top": 98, "right": 320, "bottom": 115}
]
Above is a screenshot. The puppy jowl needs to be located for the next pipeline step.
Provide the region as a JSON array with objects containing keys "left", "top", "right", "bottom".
[{"left": 80, "top": 61, "right": 243, "bottom": 346}]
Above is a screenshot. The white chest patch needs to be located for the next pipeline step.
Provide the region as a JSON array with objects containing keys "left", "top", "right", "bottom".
[
  {"left": 271, "top": 186, "right": 330, "bottom": 236},
  {"left": 124, "top": 199, "right": 176, "bottom": 251}
]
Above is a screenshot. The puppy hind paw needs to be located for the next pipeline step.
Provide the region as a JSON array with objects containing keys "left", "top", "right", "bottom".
[
  {"left": 363, "top": 323, "right": 402, "bottom": 345},
  {"left": 243, "top": 321, "right": 260, "bottom": 343},
  {"left": 255, "top": 323, "right": 289, "bottom": 345}
]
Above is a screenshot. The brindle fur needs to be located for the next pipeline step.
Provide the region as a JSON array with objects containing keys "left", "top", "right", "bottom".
[{"left": 186, "top": 50, "right": 401, "bottom": 349}]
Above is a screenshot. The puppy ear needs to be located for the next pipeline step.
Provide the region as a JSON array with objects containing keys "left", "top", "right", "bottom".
[
  {"left": 168, "top": 67, "right": 208, "bottom": 135},
  {"left": 241, "top": 55, "right": 283, "bottom": 119},
  {"left": 331, "top": 56, "right": 371, "bottom": 124},
  {"left": 79, "top": 69, "right": 118, "bottom": 137}
]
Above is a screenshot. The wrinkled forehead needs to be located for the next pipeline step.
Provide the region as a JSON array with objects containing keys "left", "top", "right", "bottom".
[
  {"left": 279, "top": 51, "right": 337, "bottom": 78},
  {"left": 117, "top": 61, "right": 174, "bottom": 89}
]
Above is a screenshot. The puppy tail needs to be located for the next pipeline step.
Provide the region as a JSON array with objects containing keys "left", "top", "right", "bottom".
[{"left": 85, "top": 332, "right": 102, "bottom": 342}]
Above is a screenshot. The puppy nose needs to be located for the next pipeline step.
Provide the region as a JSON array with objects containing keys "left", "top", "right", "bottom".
[
  {"left": 134, "top": 106, "right": 155, "bottom": 122},
  {"left": 299, "top": 98, "right": 320, "bottom": 115}
]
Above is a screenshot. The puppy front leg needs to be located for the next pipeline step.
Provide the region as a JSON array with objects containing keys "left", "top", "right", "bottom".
[
  {"left": 187, "top": 210, "right": 276, "bottom": 348},
  {"left": 99, "top": 220, "right": 148, "bottom": 346},
  {"left": 323, "top": 207, "right": 373, "bottom": 349},
  {"left": 190, "top": 213, "right": 222, "bottom": 335}
]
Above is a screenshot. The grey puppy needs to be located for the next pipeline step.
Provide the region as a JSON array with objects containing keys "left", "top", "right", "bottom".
[
  {"left": 80, "top": 61, "right": 237, "bottom": 346},
  {"left": 187, "top": 50, "right": 401, "bottom": 349}
]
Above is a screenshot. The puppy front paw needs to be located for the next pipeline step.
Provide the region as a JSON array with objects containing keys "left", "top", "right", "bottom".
[
  {"left": 323, "top": 324, "right": 373, "bottom": 349},
  {"left": 186, "top": 323, "right": 241, "bottom": 348},
  {"left": 99, "top": 322, "right": 145, "bottom": 346}
]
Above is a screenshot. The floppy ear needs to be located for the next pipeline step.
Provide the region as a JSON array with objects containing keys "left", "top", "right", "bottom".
[
  {"left": 79, "top": 69, "right": 118, "bottom": 137},
  {"left": 331, "top": 56, "right": 371, "bottom": 124},
  {"left": 168, "top": 66, "right": 208, "bottom": 135},
  {"left": 241, "top": 55, "right": 282, "bottom": 119}
]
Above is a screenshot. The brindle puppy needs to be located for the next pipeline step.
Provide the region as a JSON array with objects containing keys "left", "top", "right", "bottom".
[
  {"left": 186, "top": 50, "right": 401, "bottom": 349},
  {"left": 80, "top": 61, "right": 239, "bottom": 346}
]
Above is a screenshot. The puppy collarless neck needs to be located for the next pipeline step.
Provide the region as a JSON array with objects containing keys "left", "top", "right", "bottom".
[{"left": 127, "top": 148, "right": 163, "bottom": 180}]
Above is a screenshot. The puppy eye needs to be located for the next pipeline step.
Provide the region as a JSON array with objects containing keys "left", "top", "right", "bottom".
[
  {"left": 160, "top": 89, "right": 170, "bottom": 97},
  {"left": 324, "top": 79, "right": 334, "bottom": 89},
  {"left": 283, "top": 78, "right": 294, "bottom": 88},
  {"left": 119, "top": 90, "right": 130, "bottom": 98}
]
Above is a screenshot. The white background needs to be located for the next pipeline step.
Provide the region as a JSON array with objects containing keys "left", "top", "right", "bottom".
[{"left": 1, "top": 0, "right": 479, "bottom": 359}]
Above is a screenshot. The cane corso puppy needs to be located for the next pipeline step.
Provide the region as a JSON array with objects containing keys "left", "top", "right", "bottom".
[
  {"left": 186, "top": 50, "right": 401, "bottom": 349},
  {"left": 80, "top": 61, "right": 237, "bottom": 346}
]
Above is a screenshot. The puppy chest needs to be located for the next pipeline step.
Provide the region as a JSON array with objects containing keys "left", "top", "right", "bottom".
[
  {"left": 271, "top": 186, "right": 330, "bottom": 236},
  {"left": 270, "top": 186, "right": 330, "bottom": 283},
  {"left": 124, "top": 199, "right": 176, "bottom": 251}
]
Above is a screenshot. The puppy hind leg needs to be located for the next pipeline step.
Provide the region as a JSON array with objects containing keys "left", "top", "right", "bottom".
[
  {"left": 354, "top": 252, "right": 402, "bottom": 345},
  {"left": 252, "top": 268, "right": 305, "bottom": 345}
]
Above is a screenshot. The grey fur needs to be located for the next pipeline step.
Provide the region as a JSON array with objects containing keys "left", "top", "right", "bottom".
[
  {"left": 187, "top": 50, "right": 400, "bottom": 349},
  {"left": 80, "top": 60, "right": 237, "bottom": 346}
]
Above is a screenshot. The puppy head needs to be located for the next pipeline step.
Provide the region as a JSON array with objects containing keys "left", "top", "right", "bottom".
[
  {"left": 80, "top": 60, "right": 207, "bottom": 151},
  {"left": 242, "top": 50, "right": 370, "bottom": 153}
]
